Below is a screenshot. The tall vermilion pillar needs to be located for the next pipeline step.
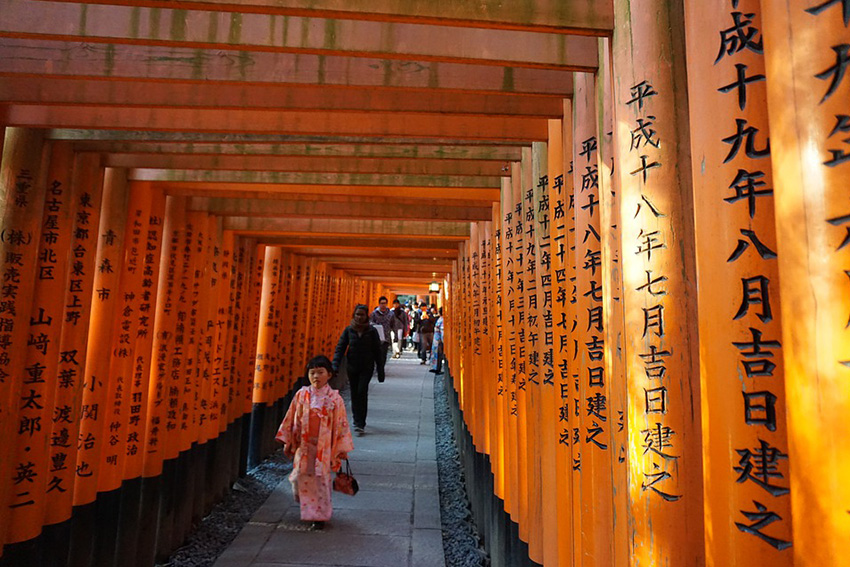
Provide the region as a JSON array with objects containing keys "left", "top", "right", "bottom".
[
  {"left": 7, "top": 142, "right": 73, "bottom": 544},
  {"left": 492, "top": 200, "right": 507, "bottom": 505},
  {"left": 0, "top": 129, "right": 48, "bottom": 545},
  {"left": 596, "top": 36, "right": 629, "bottom": 567},
  {"left": 46, "top": 153, "right": 104, "bottom": 528},
  {"left": 520, "top": 146, "right": 543, "bottom": 563},
  {"left": 760, "top": 2, "right": 850, "bottom": 565},
  {"left": 611, "top": 1, "right": 705, "bottom": 564},
  {"left": 573, "top": 70, "right": 614, "bottom": 567},
  {"left": 546, "top": 118, "right": 573, "bottom": 567},
  {"left": 74, "top": 166, "right": 130, "bottom": 510},
  {"left": 684, "top": 1, "right": 793, "bottom": 564}
]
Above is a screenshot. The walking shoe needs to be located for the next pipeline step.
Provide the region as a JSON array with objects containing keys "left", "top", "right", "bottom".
[
  {"left": 420, "top": 360, "right": 426, "bottom": 365},
  {"left": 310, "top": 521, "right": 325, "bottom": 531}
]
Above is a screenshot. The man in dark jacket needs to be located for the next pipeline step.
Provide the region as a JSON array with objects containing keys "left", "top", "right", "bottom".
[
  {"left": 370, "top": 296, "right": 394, "bottom": 378},
  {"left": 417, "top": 302, "right": 435, "bottom": 365},
  {"left": 333, "top": 304, "right": 383, "bottom": 434}
]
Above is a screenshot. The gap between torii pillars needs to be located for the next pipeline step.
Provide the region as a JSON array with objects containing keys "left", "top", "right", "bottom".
[{"left": 760, "top": 1, "right": 850, "bottom": 565}]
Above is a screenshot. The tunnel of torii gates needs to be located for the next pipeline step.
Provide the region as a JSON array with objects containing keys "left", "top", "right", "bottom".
[{"left": 0, "top": 0, "right": 848, "bottom": 566}]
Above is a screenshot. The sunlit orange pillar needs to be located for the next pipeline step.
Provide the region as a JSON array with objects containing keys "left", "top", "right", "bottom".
[
  {"left": 684, "top": 1, "right": 793, "bottom": 563},
  {"left": 573, "top": 69, "right": 614, "bottom": 567},
  {"left": 547, "top": 117, "right": 573, "bottom": 567},
  {"left": 596, "top": 36, "right": 628, "bottom": 567},
  {"left": 760, "top": 2, "right": 850, "bottom": 564},
  {"left": 501, "top": 170, "right": 520, "bottom": 529},
  {"left": 533, "top": 139, "right": 558, "bottom": 567},
  {"left": 611, "top": 0, "right": 705, "bottom": 564},
  {"left": 0, "top": 129, "right": 49, "bottom": 545},
  {"left": 254, "top": 246, "right": 282, "bottom": 406},
  {"left": 491, "top": 201, "right": 506, "bottom": 504}
]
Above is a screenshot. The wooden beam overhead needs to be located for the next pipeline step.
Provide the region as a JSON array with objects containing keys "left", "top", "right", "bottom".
[
  {"left": 163, "top": 184, "right": 501, "bottom": 203},
  {"left": 224, "top": 217, "right": 470, "bottom": 238},
  {"left": 46, "top": 130, "right": 529, "bottom": 147},
  {"left": 2, "top": 78, "right": 564, "bottom": 118},
  {"left": 0, "top": 0, "right": 599, "bottom": 70},
  {"left": 104, "top": 153, "right": 510, "bottom": 177},
  {"left": 195, "top": 197, "right": 493, "bottom": 221},
  {"left": 292, "top": 247, "right": 456, "bottom": 259},
  {"left": 71, "top": 141, "right": 525, "bottom": 161},
  {"left": 0, "top": 38, "right": 574, "bottom": 96},
  {"left": 255, "top": 237, "right": 458, "bottom": 253},
  {"left": 131, "top": 169, "right": 501, "bottom": 188},
  {"left": 34, "top": 0, "right": 614, "bottom": 34},
  {"left": 4, "top": 104, "right": 548, "bottom": 141}
]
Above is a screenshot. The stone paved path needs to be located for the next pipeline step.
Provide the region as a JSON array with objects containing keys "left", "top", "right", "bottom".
[{"left": 214, "top": 351, "right": 445, "bottom": 567}]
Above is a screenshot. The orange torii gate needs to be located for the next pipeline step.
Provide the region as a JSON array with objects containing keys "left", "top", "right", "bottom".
[
  {"left": 445, "top": 2, "right": 848, "bottom": 567},
  {"left": 1, "top": 0, "right": 849, "bottom": 566}
]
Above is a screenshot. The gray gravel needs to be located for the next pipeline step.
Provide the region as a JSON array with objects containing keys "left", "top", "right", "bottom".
[
  {"left": 434, "top": 372, "right": 490, "bottom": 567},
  {"left": 157, "top": 452, "right": 292, "bottom": 567}
]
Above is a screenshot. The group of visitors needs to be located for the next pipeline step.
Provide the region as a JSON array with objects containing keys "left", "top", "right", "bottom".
[{"left": 275, "top": 296, "right": 444, "bottom": 531}]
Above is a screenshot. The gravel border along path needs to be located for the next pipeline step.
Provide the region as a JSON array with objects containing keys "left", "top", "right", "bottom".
[{"left": 434, "top": 371, "right": 490, "bottom": 567}]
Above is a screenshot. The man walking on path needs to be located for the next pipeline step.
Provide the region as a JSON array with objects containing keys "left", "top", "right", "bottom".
[
  {"left": 390, "top": 299, "right": 408, "bottom": 359},
  {"left": 418, "top": 303, "right": 435, "bottom": 365},
  {"left": 370, "top": 296, "right": 394, "bottom": 379}
]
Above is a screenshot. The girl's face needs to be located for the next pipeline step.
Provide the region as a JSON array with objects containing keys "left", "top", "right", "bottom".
[
  {"left": 353, "top": 308, "right": 368, "bottom": 325},
  {"left": 308, "top": 366, "right": 331, "bottom": 389}
]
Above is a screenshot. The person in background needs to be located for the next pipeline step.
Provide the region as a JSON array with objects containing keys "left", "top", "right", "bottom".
[
  {"left": 411, "top": 303, "right": 422, "bottom": 354},
  {"left": 403, "top": 304, "right": 413, "bottom": 351},
  {"left": 332, "top": 304, "right": 383, "bottom": 434},
  {"left": 390, "top": 298, "right": 408, "bottom": 359},
  {"left": 370, "top": 296, "right": 394, "bottom": 377},
  {"left": 276, "top": 355, "right": 354, "bottom": 531},
  {"left": 418, "top": 303, "right": 435, "bottom": 365},
  {"left": 429, "top": 307, "right": 444, "bottom": 374}
]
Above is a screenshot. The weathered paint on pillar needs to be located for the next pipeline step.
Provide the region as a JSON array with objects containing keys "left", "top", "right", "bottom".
[
  {"left": 534, "top": 139, "right": 560, "bottom": 567},
  {"left": 99, "top": 172, "right": 153, "bottom": 494},
  {"left": 520, "top": 146, "right": 544, "bottom": 562},
  {"left": 74, "top": 166, "right": 129, "bottom": 507},
  {"left": 492, "top": 200, "right": 507, "bottom": 503},
  {"left": 45, "top": 152, "right": 104, "bottom": 525},
  {"left": 684, "top": 1, "right": 793, "bottom": 563},
  {"left": 574, "top": 69, "right": 614, "bottom": 567},
  {"left": 611, "top": 1, "right": 706, "bottom": 564},
  {"left": 144, "top": 196, "right": 182, "bottom": 477},
  {"left": 0, "top": 129, "right": 49, "bottom": 544},
  {"left": 596, "top": 36, "right": 629, "bottom": 567},
  {"left": 161, "top": 197, "right": 189, "bottom": 463},
  {"left": 760, "top": 1, "right": 850, "bottom": 565},
  {"left": 6, "top": 142, "right": 73, "bottom": 542},
  {"left": 547, "top": 117, "right": 573, "bottom": 567},
  {"left": 253, "top": 246, "right": 282, "bottom": 405},
  {"left": 502, "top": 170, "right": 521, "bottom": 523},
  {"left": 123, "top": 184, "right": 165, "bottom": 481}
]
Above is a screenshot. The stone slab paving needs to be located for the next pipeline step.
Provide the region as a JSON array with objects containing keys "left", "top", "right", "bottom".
[{"left": 214, "top": 352, "right": 445, "bottom": 567}]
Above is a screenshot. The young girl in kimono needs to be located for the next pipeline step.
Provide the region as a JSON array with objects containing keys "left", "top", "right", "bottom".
[{"left": 276, "top": 355, "right": 354, "bottom": 530}]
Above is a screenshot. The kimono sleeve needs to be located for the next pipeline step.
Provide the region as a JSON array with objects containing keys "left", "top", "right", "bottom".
[
  {"left": 275, "top": 389, "right": 304, "bottom": 446},
  {"left": 329, "top": 394, "right": 354, "bottom": 470}
]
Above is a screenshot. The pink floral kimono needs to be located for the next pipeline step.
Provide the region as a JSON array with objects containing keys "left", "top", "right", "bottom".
[{"left": 276, "top": 384, "right": 354, "bottom": 521}]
